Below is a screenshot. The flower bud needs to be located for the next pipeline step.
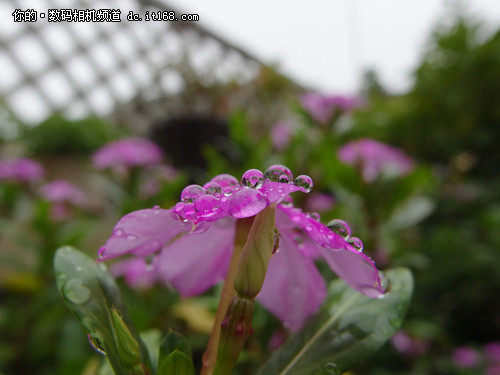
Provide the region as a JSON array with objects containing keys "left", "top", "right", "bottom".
[{"left": 110, "top": 307, "right": 142, "bottom": 369}]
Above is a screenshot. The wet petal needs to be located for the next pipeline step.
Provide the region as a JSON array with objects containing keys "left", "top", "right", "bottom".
[
  {"left": 98, "top": 208, "right": 183, "bottom": 260},
  {"left": 157, "top": 219, "right": 236, "bottom": 297},
  {"left": 110, "top": 258, "right": 157, "bottom": 290},
  {"left": 258, "top": 227, "right": 327, "bottom": 331}
]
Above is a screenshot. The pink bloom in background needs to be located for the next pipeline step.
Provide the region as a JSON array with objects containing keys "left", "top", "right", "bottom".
[
  {"left": 300, "top": 92, "right": 362, "bottom": 124},
  {"left": 338, "top": 138, "right": 415, "bottom": 182},
  {"left": 271, "top": 122, "right": 293, "bottom": 151},
  {"left": 99, "top": 165, "right": 386, "bottom": 331},
  {"left": 486, "top": 342, "right": 500, "bottom": 363},
  {"left": 453, "top": 347, "right": 480, "bottom": 369},
  {"left": 391, "top": 330, "right": 430, "bottom": 358},
  {"left": 488, "top": 363, "right": 500, "bottom": 375},
  {"left": 305, "top": 192, "right": 335, "bottom": 213},
  {"left": 40, "top": 179, "right": 87, "bottom": 206},
  {"left": 0, "top": 157, "right": 45, "bottom": 183},
  {"left": 92, "top": 137, "right": 163, "bottom": 170}
]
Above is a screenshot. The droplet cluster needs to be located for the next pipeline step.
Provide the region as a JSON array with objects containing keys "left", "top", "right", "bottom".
[{"left": 170, "top": 165, "right": 314, "bottom": 231}]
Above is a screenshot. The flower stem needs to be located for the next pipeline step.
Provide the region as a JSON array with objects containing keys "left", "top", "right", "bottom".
[{"left": 201, "top": 217, "right": 254, "bottom": 375}]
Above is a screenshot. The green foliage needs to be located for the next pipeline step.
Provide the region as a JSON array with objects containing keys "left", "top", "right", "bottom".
[
  {"left": 23, "top": 114, "right": 117, "bottom": 156},
  {"left": 257, "top": 268, "right": 413, "bottom": 375}
]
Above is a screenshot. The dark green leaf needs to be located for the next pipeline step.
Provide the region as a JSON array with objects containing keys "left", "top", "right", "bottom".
[
  {"left": 257, "top": 268, "right": 413, "bottom": 375},
  {"left": 54, "top": 246, "right": 151, "bottom": 375},
  {"left": 157, "top": 350, "right": 195, "bottom": 375},
  {"left": 159, "top": 329, "right": 193, "bottom": 366}
]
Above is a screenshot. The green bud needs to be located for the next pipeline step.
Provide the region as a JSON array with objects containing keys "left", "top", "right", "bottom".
[
  {"left": 233, "top": 205, "right": 276, "bottom": 298},
  {"left": 110, "top": 307, "right": 142, "bottom": 369},
  {"left": 158, "top": 350, "right": 195, "bottom": 375},
  {"left": 213, "top": 296, "right": 255, "bottom": 375}
]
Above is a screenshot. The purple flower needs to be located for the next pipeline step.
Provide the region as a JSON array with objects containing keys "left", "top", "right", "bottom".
[
  {"left": 486, "top": 342, "right": 500, "bottom": 363},
  {"left": 338, "top": 138, "right": 415, "bottom": 182},
  {"left": 98, "top": 166, "right": 386, "bottom": 331},
  {"left": 453, "top": 346, "right": 480, "bottom": 369},
  {"left": 92, "top": 138, "right": 163, "bottom": 170},
  {"left": 40, "top": 179, "right": 86, "bottom": 206},
  {"left": 305, "top": 192, "right": 335, "bottom": 213},
  {"left": 300, "top": 93, "right": 362, "bottom": 125},
  {"left": 0, "top": 157, "right": 45, "bottom": 183},
  {"left": 488, "top": 363, "right": 500, "bottom": 375}
]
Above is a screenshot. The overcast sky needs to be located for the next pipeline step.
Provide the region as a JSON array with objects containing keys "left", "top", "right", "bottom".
[{"left": 167, "top": 0, "right": 500, "bottom": 94}]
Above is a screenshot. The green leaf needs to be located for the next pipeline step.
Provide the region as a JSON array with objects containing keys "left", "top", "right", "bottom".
[
  {"left": 159, "top": 329, "right": 193, "bottom": 365},
  {"left": 257, "top": 268, "right": 413, "bottom": 375},
  {"left": 54, "top": 246, "right": 151, "bottom": 375},
  {"left": 157, "top": 350, "right": 195, "bottom": 375}
]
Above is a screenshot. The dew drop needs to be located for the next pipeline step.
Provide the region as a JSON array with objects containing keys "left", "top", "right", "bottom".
[
  {"left": 264, "top": 165, "right": 293, "bottom": 182},
  {"left": 126, "top": 234, "right": 138, "bottom": 241},
  {"left": 326, "top": 219, "right": 351, "bottom": 240},
  {"left": 294, "top": 175, "right": 313, "bottom": 193},
  {"left": 113, "top": 228, "right": 124, "bottom": 237},
  {"left": 98, "top": 247, "right": 106, "bottom": 258},
  {"left": 323, "top": 362, "right": 340, "bottom": 375},
  {"left": 347, "top": 237, "right": 364, "bottom": 251},
  {"left": 63, "top": 279, "right": 91, "bottom": 305},
  {"left": 87, "top": 333, "right": 106, "bottom": 355},
  {"left": 273, "top": 229, "right": 281, "bottom": 254},
  {"left": 378, "top": 271, "right": 391, "bottom": 294},
  {"left": 211, "top": 174, "right": 239, "bottom": 187},
  {"left": 311, "top": 212, "right": 321, "bottom": 221},
  {"left": 278, "top": 174, "right": 290, "bottom": 183},
  {"left": 180, "top": 184, "right": 206, "bottom": 202},
  {"left": 203, "top": 181, "right": 222, "bottom": 195},
  {"left": 241, "top": 168, "right": 264, "bottom": 188},
  {"left": 280, "top": 196, "right": 293, "bottom": 207},
  {"left": 228, "top": 189, "right": 269, "bottom": 218},
  {"left": 194, "top": 194, "right": 220, "bottom": 216}
]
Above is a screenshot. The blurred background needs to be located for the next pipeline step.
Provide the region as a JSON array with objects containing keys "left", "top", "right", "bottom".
[{"left": 1, "top": 0, "right": 500, "bottom": 374}]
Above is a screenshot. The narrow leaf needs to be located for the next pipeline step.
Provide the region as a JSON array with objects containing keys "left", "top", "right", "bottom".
[
  {"left": 54, "top": 246, "right": 151, "bottom": 375},
  {"left": 257, "top": 267, "right": 413, "bottom": 375},
  {"left": 157, "top": 350, "right": 196, "bottom": 375}
]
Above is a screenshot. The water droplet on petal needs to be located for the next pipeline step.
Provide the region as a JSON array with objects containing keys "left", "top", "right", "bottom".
[
  {"left": 378, "top": 271, "right": 391, "bottom": 295},
  {"left": 87, "top": 333, "right": 106, "bottom": 355},
  {"left": 265, "top": 165, "right": 293, "bottom": 182},
  {"left": 203, "top": 181, "right": 222, "bottom": 195},
  {"left": 211, "top": 174, "right": 239, "bottom": 187},
  {"left": 229, "top": 188, "right": 269, "bottom": 218},
  {"left": 126, "top": 234, "right": 138, "bottom": 241},
  {"left": 194, "top": 194, "right": 220, "bottom": 216},
  {"left": 180, "top": 184, "right": 206, "bottom": 202},
  {"left": 278, "top": 174, "right": 290, "bottom": 183},
  {"left": 280, "top": 196, "right": 293, "bottom": 207},
  {"left": 273, "top": 229, "right": 281, "bottom": 254},
  {"left": 326, "top": 219, "right": 351, "bottom": 239},
  {"left": 348, "top": 237, "right": 364, "bottom": 251},
  {"left": 113, "top": 228, "right": 124, "bottom": 237},
  {"left": 311, "top": 212, "right": 320, "bottom": 221},
  {"left": 98, "top": 247, "right": 106, "bottom": 258},
  {"left": 63, "top": 279, "right": 91, "bottom": 305},
  {"left": 294, "top": 175, "right": 313, "bottom": 193},
  {"left": 241, "top": 168, "right": 264, "bottom": 188}
]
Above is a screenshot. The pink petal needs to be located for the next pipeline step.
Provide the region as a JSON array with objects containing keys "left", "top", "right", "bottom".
[
  {"left": 258, "top": 226, "right": 327, "bottom": 331},
  {"left": 110, "top": 258, "right": 157, "bottom": 290},
  {"left": 98, "top": 208, "right": 183, "bottom": 260},
  {"left": 157, "top": 218, "right": 236, "bottom": 297}
]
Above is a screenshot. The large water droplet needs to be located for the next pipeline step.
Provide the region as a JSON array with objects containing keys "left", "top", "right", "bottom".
[
  {"left": 194, "top": 194, "right": 220, "bottom": 216},
  {"left": 228, "top": 189, "right": 269, "bottom": 218},
  {"left": 180, "top": 184, "right": 206, "bottom": 202},
  {"left": 203, "top": 181, "right": 222, "bottom": 195},
  {"left": 265, "top": 165, "right": 293, "bottom": 182},
  {"left": 87, "top": 333, "right": 106, "bottom": 355},
  {"left": 347, "top": 237, "right": 364, "bottom": 251},
  {"left": 241, "top": 168, "right": 264, "bottom": 188},
  {"left": 273, "top": 229, "right": 281, "bottom": 254},
  {"left": 63, "top": 279, "right": 91, "bottom": 305},
  {"left": 211, "top": 174, "right": 239, "bottom": 187},
  {"left": 326, "top": 219, "right": 351, "bottom": 239},
  {"left": 294, "top": 175, "right": 313, "bottom": 193}
]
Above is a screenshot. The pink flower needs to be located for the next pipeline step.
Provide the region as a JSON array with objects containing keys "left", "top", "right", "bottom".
[
  {"left": 98, "top": 166, "right": 386, "bottom": 331},
  {"left": 486, "top": 342, "right": 500, "bottom": 363},
  {"left": 300, "top": 93, "right": 362, "bottom": 124},
  {"left": 0, "top": 157, "right": 45, "bottom": 183},
  {"left": 305, "top": 192, "right": 335, "bottom": 213},
  {"left": 40, "top": 179, "right": 86, "bottom": 206},
  {"left": 338, "top": 138, "right": 415, "bottom": 182},
  {"left": 453, "top": 346, "right": 480, "bottom": 369},
  {"left": 92, "top": 138, "right": 163, "bottom": 170},
  {"left": 271, "top": 122, "right": 293, "bottom": 151},
  {"left": 487, "top": 362, "right": 500, "bottom": 375}
]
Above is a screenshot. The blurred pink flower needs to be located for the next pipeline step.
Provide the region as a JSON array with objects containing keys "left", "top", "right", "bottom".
[
  {"left": 271, "top": 122, "right": 293, "bottom": 151},
  {"left": 487, "top": 362, "right": 500, "bottom": 375},
  {"left": 391, "top": 330, "right": 430, "bottom": 357},
  {"left": 0, "top": 157, "right": 45, "bottom": 183},
  {"left": 92, "top": 138, "right": 163, "bottom": 170},
  {"left": 338, "top": 138, "right": 415, "bottom": 182},
  {"left": 486, "top": 342, "right": 500, "bottom": 363},
  {"left": 305, "top": 192, "right": 335, "bottom": 213},
  {"left": 40, "top": 179, "right": 86, "bottom": 206},
  {"left": 99, "top": 165, "right": 386, "bottom": 331},
  {"left": 300, "top": 93, "right": 362, "bottom": 124},
  {"left": 453, "top": 346, "right": 480, "bottom": 369}
]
